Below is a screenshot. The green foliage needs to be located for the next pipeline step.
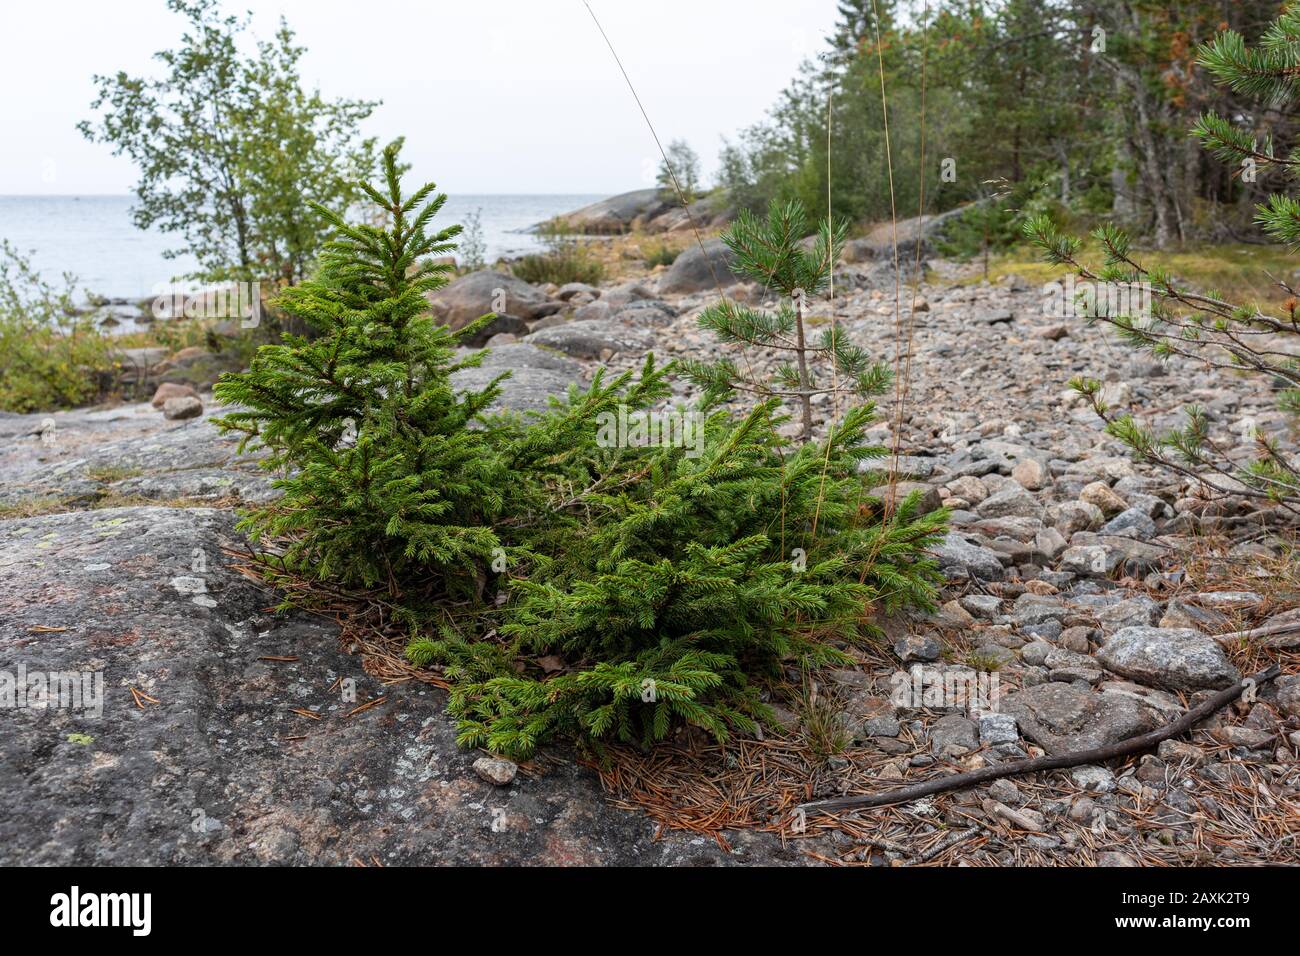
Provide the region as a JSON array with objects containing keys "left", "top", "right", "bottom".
[
  {"left": 936, "top": 176, "right": 1064, "bottom": 277},
  {"left": 1025, "top": 8, "right": 1300, "bottom": 511},
  {"left": 429, "top": 399, "right": 946, "bottom": 760},
  {"left": 218, "top": 150, "right": 946, "bottom": 760},
  {"left": 0, "top": 242, "right": 115, "bottom": 413},
  {"left": 511, "top": 218, "right": 605, "bottom": 286},
  {"left": 458, "top": 208, "right": 487, "bottom": 272},
  {"left": 79, "top": 0, "right": 379, "bottom": 284},
  {"left": 682, "top": 198, "right": 891, "bottom": 444},
  {"left": 656, "top": 139, "right": 701, "bottom": 204},
  {"left": 510, "top": 248, "right": 605, "bottom": 286},
  {"left": 214, "top": 145, "right": 509, "bottom": 593},
  {"left": 642, "top": 241, "right": 680, "bottom": 268}
]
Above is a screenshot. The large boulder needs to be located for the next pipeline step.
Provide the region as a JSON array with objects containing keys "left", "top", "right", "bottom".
[
  {"left": 1097, "top": 627, "right": 1241, "bottom": 691},
  {"left": 524, "top": 319, "right": 655, "bottom": 361},
  {"left": 450, "top": 344, "right": 584, "bottom": 414},
  {"left": 999, "top": 682, "right": 1163, "bottom": 755},
  {"left": 426, "top": 271, "right": 561, "bottom": 331},
  {"left": 546, "top": 189, "right": 667, "bottom": 235},
  {"left": 656, "top": 239, "right": 740, "bottom": 295}
]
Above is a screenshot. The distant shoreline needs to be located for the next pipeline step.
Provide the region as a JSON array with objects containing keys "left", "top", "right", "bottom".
[{"left": 0, "top": 193, "right": 611, "bottom": 301}]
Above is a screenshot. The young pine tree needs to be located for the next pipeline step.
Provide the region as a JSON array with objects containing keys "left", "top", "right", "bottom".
[
  {"left": 681, "top": 199, "right": 890, "bottom": 444},
  {"left": 215, "top": 145, "right": 511, "bottom": 594},
  {"left": 1025, "top": 10, "right": 1300, "bottom": 513}
]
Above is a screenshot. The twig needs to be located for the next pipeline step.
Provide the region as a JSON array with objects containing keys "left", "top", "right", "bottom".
[
  {"left": 919, "top": 825, "right": 984, "bottom": 862},
  {"left": 1214, "top": 621, "right": 1300, "bottom": 645},
  {"left": 797, "top": 665, "right": 1282, "bottom": 816}
]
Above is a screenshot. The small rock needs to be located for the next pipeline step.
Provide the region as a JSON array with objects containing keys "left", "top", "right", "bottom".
[
  {"left": 472, "top": 756, "right": 518, "bottom": 786},
  {"left": 151, "top": 382, "right": 199, "bottom": 409},
  {"left": 1100, "top": 507, "right": 1156, "bottom": 539},
  {"left": 930, "top": 714, "right": 979, "bottom": 755},
  {"left": 1157, "top": 740, "right": 1204, "bottom": 764},
  {"left": 1276, "top": 676, "right": 1300, "bottom": 718},
  {"left": 1059, "top": 544, "right": 1124, "bottom": 578},
  {"left": 1059, "top": 626, "right": 1095, "bottom": 653},
  {"left": 893, "top": 633, "right": 943, "bottom": 663},
  {"left": 960, "top": 594, "right": 1002, "bottom": 619},
  {"left": 1159, "top": 599, "right": 1230, "bottom": 632},
  {"left": 1097, "top": 851, "right": 1139, "bottom": 867},
  {"left": 1096, "top": 626, "right": 1241, "bottom": 691},
  {"left": 928, "top": 532, "right": 1006, "bottom": 581},
  {"left": 864, "top": 715, "right": 901, "bottom": 738},
  {"left": 978, "top": 712, "right": 1019, "bottom": 746},
  {"left": 1011, "top": 458, "right": 1049, "bottom": 490},
  {"left": 162, "top": 396, "right": 204, "bottom": 420},
  {"left": 988, "top": 778, "right": 1021, "bottom": 804},
  {"left": 977, "top": 483, "right": 1042, "bottom": 519},
  {"left": 1068, "top": 795, "right": 1096, "bottom": 823},
  {"left": 945, "top": 475, "right": 989, "bottom": 504},
  {"left": 1212, "top": 726, "right": 1274, "bottom": 749},
  {"left": 1071, "top": 765, "right": 1116, "bottom": 793},
  {"left": 1080, "top": 481, "right": 1127, "bottom": 516}
]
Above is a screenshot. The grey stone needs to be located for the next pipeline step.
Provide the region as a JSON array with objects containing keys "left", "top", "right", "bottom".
[
  {"left": 977, "top": 484, "right": 1042, "bottom": 519},
  {"left": 162, "top": 396, "right": 204, "bottom": 420},
  {"left": 1100, "top": 507, "right": 1157, "bottom": 539},
  {"left": 1095, "top": 595, "right": 1162, "bottom": 633},
  {"left": 930, "top": 714, "right": 979, "bottom": 755},
  {"left": 978, "top": 712, "right": 1019, "bottom": 746},
  {"left": 893, "top": 633, "right": 943, "bottom": 663},
  {"left": 473, "top": 757, "right": 518, "bottom": 786},
  {"left": 1097, "top": 627, "right": 1240, "bottom": 691},
  {"left": 524, "top": 319, "right": 655, "bottom": 360},
  {"left": 864, "top": 715, "right": 901, "bottom": 738},
  {"left": 988, "top": 778, "right": 1021, "bottom": 803},
  {"left": 656, "top": 238, "right": 740, "bottom": 295},
  {"left": 427, "top": 270, "right": 559, "bottom": 329},
  {"left": 928, "top": 532, "right": 1005, "bottom": 581},
  {"left": 960, "top": 594, "right": 1002, "bottom": 619},
  {"left": 999, "top": 682, "right": 1162, "bottom": 755},
  {"left": 1071, "top": 765, "right": 1116, "bottom": 793}
]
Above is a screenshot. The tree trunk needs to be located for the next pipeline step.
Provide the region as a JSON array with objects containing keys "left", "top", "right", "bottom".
[{"left": 794, "top": 294, "right": 813, "bottom": 444}]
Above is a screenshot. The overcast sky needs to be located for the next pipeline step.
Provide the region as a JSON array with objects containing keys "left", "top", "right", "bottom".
[{"left": 0, "top": 0, "right": 840, "bottom": 196}]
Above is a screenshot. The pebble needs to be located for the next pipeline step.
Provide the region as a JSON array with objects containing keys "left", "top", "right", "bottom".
[{"left": 472, "top": 757, "right": 518, "bottom": 787}]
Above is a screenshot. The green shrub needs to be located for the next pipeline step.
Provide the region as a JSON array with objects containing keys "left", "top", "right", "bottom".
[
  {"left": 217, "top": 147, "right": 946, "bottom": 760},
  {"left": 425, "top": 398, "right": 946, "bottom": 760},
  {"left": 0, "top": 241, "right": 115, "bottom": 413},
  {"left": 510, "top": 247, "right": 605, "bottom": 286},
  {"left": 643, "top": 241, "right": 679, "bottom": 268},
  {"left": 214, "top": 147, "right": 512, "bottom": 594}
]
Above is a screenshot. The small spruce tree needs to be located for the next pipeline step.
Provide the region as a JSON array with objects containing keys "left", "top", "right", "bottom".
[
  {"left": 682, "top": 199, "right": 891, "bottom": 444},
  {"left": 211, "top": 147, "right": 948, "bottom": 760},
  {"left": 413, "top": 395, "right": 947, "bottom": 760},
  {"left": 214, "top": 145, "right": 510, "bottom": 594}
]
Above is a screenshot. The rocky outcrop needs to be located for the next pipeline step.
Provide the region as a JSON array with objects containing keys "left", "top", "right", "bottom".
[
  {"left": 543, "top": 189, "right": 730, "bottom": 235},
  {"left": 656, "top": 238, "right": 740, "bottom": 295},
  {"left": 426, "top": 270, "right": 563, "bottom": 334},
  {"left": 0, "top": 506, "right": 783, "bottom": 865}
]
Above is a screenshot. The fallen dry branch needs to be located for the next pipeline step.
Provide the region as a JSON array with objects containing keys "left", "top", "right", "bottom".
[
  {"left": 796, "top": 664, "right": 1282, "bottom": 817},
  {"left": 1214, "top": 620, "right": 1300, "bottom": 646}
]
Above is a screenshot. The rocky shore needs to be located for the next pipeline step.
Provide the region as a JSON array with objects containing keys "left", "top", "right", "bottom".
[{"left": 2, "top": 226, "right": 1297, "bottom": 866}]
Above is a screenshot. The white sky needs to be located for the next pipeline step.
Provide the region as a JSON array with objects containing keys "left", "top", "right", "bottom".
[{"left": 0, "top": 0, "right": 840, "bottom": 196}]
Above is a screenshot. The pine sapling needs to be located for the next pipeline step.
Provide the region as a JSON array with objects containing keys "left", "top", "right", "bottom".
[{"left": 681, "top": 198, "right": 891, "bottom": 443}]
